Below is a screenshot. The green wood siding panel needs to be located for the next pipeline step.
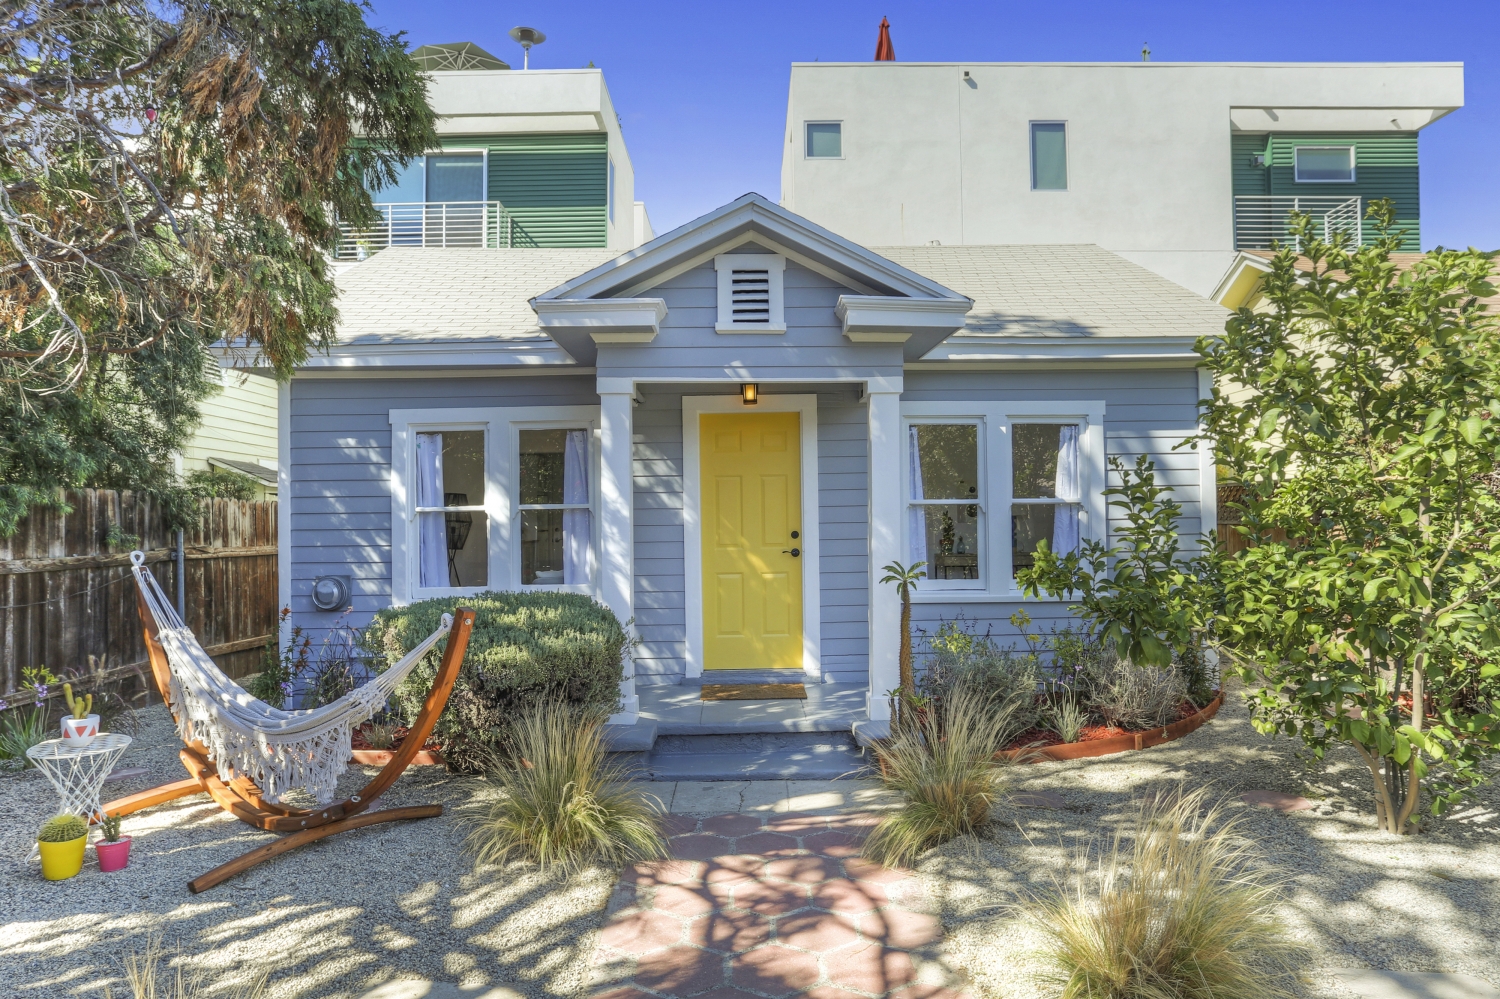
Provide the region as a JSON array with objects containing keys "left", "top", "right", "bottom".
[
  {"left": 449, "top": 133, "right": 608, "bottom": 247},
  {"left": 1231, "top": 132, "right": 1420, "bottom": 249}
]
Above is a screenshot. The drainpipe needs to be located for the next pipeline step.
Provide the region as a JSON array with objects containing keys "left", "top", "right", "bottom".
[{"left": 175, "top": 528, "right": 186, "bottom": 619}]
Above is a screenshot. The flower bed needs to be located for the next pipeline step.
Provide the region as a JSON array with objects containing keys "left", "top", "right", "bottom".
[
  {"left": 349, "top": 723, "right": 445, "bottom": 767},
  {"left": 997, "top": 690, "right": 1223, "bottom": 763}
]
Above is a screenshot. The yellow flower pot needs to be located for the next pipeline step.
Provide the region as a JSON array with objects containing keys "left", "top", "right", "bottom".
[{"left": 39, "top": 835, "right": 87, "bottom": 880}]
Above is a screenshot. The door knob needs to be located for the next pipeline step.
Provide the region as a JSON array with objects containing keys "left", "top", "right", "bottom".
[{"left": 782, "top": 548, "right": 801, "bottom": 557}]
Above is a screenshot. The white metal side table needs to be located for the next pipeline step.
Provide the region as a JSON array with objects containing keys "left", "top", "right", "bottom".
[{"left": 26, "top": 733, "right": 134, "bottom": 822}]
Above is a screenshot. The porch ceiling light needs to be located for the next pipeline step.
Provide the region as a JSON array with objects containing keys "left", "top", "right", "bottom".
[{"left": 741, "top": 382, "right": 759, "bottom": 405}]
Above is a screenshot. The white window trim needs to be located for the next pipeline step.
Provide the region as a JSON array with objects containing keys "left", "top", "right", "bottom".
[
  {"left": 804, "top": 120, "right": 844, "bottom": 160},
  {"left": 1293, "top": 145, "right": 1356, "bottom": 184},
  {"left": 1029, "top": 120, "right": 1069, "bottom": 192},
  {"left": 682, "top": 394, "right": 822, "bottom": 680},
  {"left": 901, "top": 400, "right": 1106, "bottom": 602},
  {"left": 389, "top": 405, "right": 601, "bottom": 606},
  {"left": 714, "top": 253, "right": 787, "bottom": 334}
]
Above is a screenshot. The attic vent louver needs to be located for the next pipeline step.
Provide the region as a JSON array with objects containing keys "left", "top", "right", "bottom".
[
  {"left": 731, "top": 268, "right": 772, "bottom": 323},
  {"left": 715, "top": 254, "right": 786, "bottom": 333}
]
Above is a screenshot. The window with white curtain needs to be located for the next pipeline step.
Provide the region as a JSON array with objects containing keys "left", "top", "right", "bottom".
[
  {"left": 908, "top": 423, "right": 983, "bottom": 584},
  {"left": 414, "top": 430, "right": 488, "bottom": 588},
  {"left": 1010, "top": 423, "right": 1083, "bottom": 579},
  {"left": 518, "top": 429, "right": 594, "bottom": 586}
]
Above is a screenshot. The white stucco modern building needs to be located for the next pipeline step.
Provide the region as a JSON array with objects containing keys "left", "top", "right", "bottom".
[{"left": 779, "top": 61, "right": 1464, "bottom": 295}]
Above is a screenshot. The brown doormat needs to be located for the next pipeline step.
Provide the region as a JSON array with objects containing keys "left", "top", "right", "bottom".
[{"left": 701, "top": 683, "right": 808, "bottom": 700}]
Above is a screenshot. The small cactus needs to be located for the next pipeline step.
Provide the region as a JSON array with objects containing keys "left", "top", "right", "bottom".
[
  {"left": 62, "top": 682, "right": 92, "bottom": 720},
  {"left": 37, "top": 813, "right": 88, "bottom": 843},
  {"left": 99, "top": 813, "right": 124, "bottom": 843}
]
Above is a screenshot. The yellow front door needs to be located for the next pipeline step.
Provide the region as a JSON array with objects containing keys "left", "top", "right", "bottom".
[{"left": 701, "top": 411, "right": 804, "bottom": 670}]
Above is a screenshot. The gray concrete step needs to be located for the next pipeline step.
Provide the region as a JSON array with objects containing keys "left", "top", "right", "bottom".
[{"left": 641, "top": 731, "right": 871, "bottom": 781}]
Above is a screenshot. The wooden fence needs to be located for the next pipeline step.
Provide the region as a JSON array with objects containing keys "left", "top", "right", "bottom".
[{"left": 0, "top": 490, "right": 277, "bottom": 707}]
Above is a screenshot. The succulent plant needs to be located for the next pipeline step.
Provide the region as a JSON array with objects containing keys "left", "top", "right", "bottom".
[
  {"left": 62, "top": 682, "right": 92, "bottom": 720},
  {"left": 99, "top": 813, "right": 124, "bottom": 843},
  {"left": 37, "top": 813, "right": 88, "bottom": 843}
]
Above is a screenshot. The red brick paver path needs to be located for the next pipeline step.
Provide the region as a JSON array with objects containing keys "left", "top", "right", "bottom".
[{"left": 591, "top": 812, "right": 969, "bottom": 999}]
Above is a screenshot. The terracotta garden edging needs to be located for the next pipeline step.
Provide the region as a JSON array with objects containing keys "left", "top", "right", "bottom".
[
  {"left": 349, "top": 748, "right": 445, "bottom": 767},
  {"left": 997, "top": 690, "right": 1225, "bottom": 763}
]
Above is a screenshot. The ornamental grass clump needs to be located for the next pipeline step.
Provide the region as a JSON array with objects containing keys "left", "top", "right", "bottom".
[
  {"left": 107, "top": 935, "right": 268, "bottom": 999},
  {"left": 864, "top": 685, "right": 1020, "bottom": 867},
  {"left": 458, "top": 701, "right": 664, "bottom": 874},
  {"left": 1027, "top": 787, "right": 1305, "bottom": 999}
]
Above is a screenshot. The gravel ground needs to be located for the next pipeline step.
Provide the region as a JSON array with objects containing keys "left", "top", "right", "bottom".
[
  {"left": 3, "top": 685, "right": 1498, "bottom": 999},
  {"left": 918, "top": 680, "right": 1500, "bottom": 999},
  {"left": 0, "top": 706, "right": 615, "bottom": 999}
]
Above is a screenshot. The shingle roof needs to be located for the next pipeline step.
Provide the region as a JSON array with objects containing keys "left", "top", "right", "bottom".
[
  {"left": 333, "top": 248, "right": 618, "bottom": 343},
  {"left": 873, "top": 244, "right": 1228, "bottom": 338}
]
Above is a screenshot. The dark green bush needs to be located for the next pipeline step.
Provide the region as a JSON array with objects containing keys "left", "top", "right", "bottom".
[{"left": 363, "top": 591, "right": 629, "bottom": 772}]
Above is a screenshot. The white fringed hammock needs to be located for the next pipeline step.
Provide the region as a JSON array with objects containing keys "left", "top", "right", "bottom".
[{"left": 130, "top": 551, "right": 452, "bottom": 805}]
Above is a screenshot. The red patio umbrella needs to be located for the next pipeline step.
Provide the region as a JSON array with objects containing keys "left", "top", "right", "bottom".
[{"left": 874, "top": 17, "right": 895, "bottom": 61}]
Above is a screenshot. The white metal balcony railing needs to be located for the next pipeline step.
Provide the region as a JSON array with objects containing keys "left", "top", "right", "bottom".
[
  {"left": 336, "top": 201, "right": 517, "bottom": 259},
  {"left": 1233, "top": 196, "right": 1363, "bottom": 251}
]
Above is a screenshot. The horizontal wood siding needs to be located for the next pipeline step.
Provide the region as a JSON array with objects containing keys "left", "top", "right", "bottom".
[
  {"left": 900, "top": 367, "right": 1204, "bottom": 654},
  {"left": 596, "top": 263, "right": 905, "bottom": 384},
  {"left": 631, "top": 387, "right": 871, "bottom": 686},
  {"left": 1232, "top": 131, "right": 1420, "bottom": 249},
  {"left": 286, "top": 375, "right": 598, "bottom": 643}
]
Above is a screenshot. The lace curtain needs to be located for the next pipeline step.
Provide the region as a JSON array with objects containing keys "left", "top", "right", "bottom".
[
  {"left": 416, "top": 433, "right": 449, "bottom": 587},
  {"left": 563, "top": 430, "right": 592, "bottom": 584}
]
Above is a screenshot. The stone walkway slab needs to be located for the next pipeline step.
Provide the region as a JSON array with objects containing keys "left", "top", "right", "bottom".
[
  {"left": 591, "top": 812, "right": 968, "bottom": 999},
  {"left": 1332, "top": 971, "right": 1500, "bottom": 999}
]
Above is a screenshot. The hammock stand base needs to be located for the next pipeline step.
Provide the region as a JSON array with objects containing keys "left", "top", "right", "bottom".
[{"left": 102, "top": 588, "right": 475, "bottom": 893}]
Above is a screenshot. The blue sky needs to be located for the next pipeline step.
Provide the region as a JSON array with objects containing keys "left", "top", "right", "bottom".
[{"left": 366, "top": 0, "right": 1498, "bottom": 250}]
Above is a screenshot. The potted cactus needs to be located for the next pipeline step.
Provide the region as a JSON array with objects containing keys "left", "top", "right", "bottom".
[
  {"left": 95, "top": 813, "right": 131, "bottom": 872},
  {"left": 37, "top": 813, "right": 88, "bottom": 880},
  {"left": 59, "top": 682, "right": 100, "bottom": 746}
]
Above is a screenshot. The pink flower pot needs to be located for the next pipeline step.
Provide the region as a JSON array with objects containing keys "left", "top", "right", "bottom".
[
  {"left": 96, "top": 836, "right": 131, "bottom": 872},
  {"left": 61, "top": 714, "right": 100, "bottom": 747}
]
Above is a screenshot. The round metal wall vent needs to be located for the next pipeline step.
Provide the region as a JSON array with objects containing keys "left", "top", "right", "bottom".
[{"left": 311, "top": 575, "right": 350, "bottom": 612}]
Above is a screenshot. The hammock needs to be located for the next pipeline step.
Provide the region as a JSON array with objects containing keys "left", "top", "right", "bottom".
[{"left": 130, "top": 550, "right": 450, "bottom": 805}]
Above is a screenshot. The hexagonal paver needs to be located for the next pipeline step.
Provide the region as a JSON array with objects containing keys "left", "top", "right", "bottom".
[
  {"left": 810, "top": 879, "right": 887, "bottom": 914},
  {"left": 687, "top": 909, "right": 773, "bottom": 954},
  {"left": 802, "top": 831, "right": 865, "bottom": 858},
  {"left": 704, "top": 854, "right": 767, "bottom": 887},
  {"left": 633, "top": 944, "right": 728, "bottom": 997},
  {"left": 730, "top": 880, "right": 814, "bottom": 916},
  {"left": 624, "top": 858, "right": 705, "bottom": 886},
  {"left": 591, "top": 988, "right": 656, "bottom": 999},
  {"left": 775, "top": 910, "right": 863, "bottom": 952},
  {"left": 825, "top": 945, "right": 917, "bottom": 995},
  {"left": 842, "top": 858, "right": 910, "bottom": 884},
  {"left": 858, "top": 908, "right": 942, "bottom": 950},
  {"left": 734, "top": 831, "right": 803, "bottom": 856},
  {"left": 654, "top": 884, "right": 717, "bottom": 916},
  {"left": 765, "top": 855, "right": 844, "bottom": 885},
  {"left": 671, "top": 834, "right": 735, "bottom": 861},
  {"left": 663, "top": 814, "right": 700, "bottom": 836},
  {"left": 731, "top": 944, "right": 823, "bottom": 997},
  {"left": 599, "top": 910, "right": 685, "bottom": 956},
  {"left": 704, "top": 813, "right": 766, "bottom": 836},
  {"left": 691, "top": 988, "right": 766, "bottom": 999},
  {"left": 763, "top": 813, "right": 830, "bottom": 835}
]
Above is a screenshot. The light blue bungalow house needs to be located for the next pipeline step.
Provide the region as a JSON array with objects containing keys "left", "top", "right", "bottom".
[{"left": 278, "top": 193, "right": 1226, "bottom": 741}]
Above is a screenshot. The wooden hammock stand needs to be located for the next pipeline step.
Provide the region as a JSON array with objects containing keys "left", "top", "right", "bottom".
[{"left": 101, "top": 586, "right": 475, "bottom": 893}]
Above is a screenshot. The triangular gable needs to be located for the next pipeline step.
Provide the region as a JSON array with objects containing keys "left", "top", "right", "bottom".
[{"left": 531, "top": 193, "right": 972, "bottom": 364}]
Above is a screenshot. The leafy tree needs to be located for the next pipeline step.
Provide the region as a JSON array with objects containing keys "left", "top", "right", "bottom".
[
  {"left": 185, "top": 466, "right": 261, "bottom": 500},
  {"left": 1203, "top": 204, "right": 1500, "bottom": 834},
  {"left": 1018, "top": 454, "right": 1216, "bottom": 671},
  {"left": 1, "top": 0, "right": 437, "bottom": 531}
]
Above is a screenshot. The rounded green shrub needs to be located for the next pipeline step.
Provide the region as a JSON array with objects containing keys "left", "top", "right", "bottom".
[
  {"left": 363, "top": 591, "right": 629, "bottom": 772},
  {"left": 38, "top": 813, "right": 88, "bottom": 843}
]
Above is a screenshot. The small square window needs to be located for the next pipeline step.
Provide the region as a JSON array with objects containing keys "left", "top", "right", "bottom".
[
  {"left": 1294, "top": 147, "right": 1355, "bottom": 183},
  {"left": 1030, "top": 122, "right": 1067, "bottom": 191},
  {"left": 805, "top": 122, "right": 842, "bottom": 158},
  {"left": 415, "top": 431, "right": 487, "bottom": 589}
]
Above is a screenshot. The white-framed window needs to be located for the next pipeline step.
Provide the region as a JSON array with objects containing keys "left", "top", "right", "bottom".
[
  {"left": 902, "top": 401, "right": 1106, "bottom": 598},
  {"left": 1030, "top": 121, "right": 1068, "bottom": 191},
  {"left": 390, "top": 406, "right": 600, "bottom": 603},
  {"left": 714, "top": 253, "right": 787, "bottom": 333},
  {"left": 805, "top": 121, "right": 842, "bottom": 158},
  {"left": 1294, "top": 146, "right": 1355, "bottom": 184}
]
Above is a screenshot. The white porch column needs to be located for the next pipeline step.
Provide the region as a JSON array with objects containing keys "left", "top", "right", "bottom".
[
  {"left": 600, "top": 390, "right": 639, "bottom": 724},
  {"left": 866, "top": 389, "right": 903, "bottom": 721}
]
